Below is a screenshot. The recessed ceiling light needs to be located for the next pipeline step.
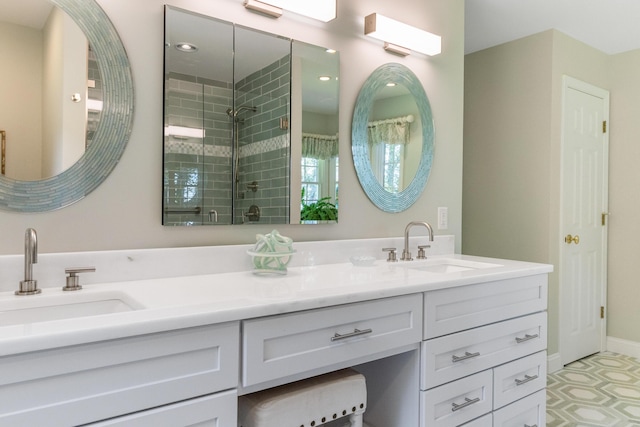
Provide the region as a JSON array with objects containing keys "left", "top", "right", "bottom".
[{"left": 175, "top": 42, "right": 198, "bottom": 53}]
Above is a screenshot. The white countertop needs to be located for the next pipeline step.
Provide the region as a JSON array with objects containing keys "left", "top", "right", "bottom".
[{"left": 0, "top": 254, "right": 552, "bottom": 356}]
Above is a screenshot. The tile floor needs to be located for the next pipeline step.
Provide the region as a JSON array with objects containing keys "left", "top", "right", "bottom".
[{"left": 547, "top": 352, "right": 640, "bottom": 426}]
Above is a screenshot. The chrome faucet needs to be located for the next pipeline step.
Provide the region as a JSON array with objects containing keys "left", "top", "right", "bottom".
[
  {"left": 16, "top": 228, "right": 41, "bottom": 295},
  {"left": 401, "top": 221, "right": 434, "bottom": 261}
]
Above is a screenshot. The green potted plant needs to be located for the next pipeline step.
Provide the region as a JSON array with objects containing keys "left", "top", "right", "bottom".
[{"left": 301, "top": 189, "right": 338, "bottom": 223}]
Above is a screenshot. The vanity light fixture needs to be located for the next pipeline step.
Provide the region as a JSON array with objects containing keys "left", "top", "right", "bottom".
[
  {"left": 165, "top": 126, "right": 205, "bottom": 139},
  {"left": 364, "top": 13, "right": 441, "bottom": 56},
  {"left": 384, "top": 43, "right": 411, "bottom": 57},
  {"left": 243, "top": 0, "right": 336, "bottom": 22},
  {"left": 243, "top": 0, "right": 283, "bottom": 18}
]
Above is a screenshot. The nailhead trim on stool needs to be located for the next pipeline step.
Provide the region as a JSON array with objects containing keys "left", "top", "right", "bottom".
[{"left": 239, "top": 369, "right": 367, "bottom": 427}]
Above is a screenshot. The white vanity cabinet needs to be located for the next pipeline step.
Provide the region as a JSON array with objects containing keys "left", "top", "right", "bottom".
[
  {"left": 420, "top": 275, "right": 548, "bottom": 427},
  {"left": 0, "top": 322, "right": 240, "bottom": 427},
  {"left": 0, "top": 252, "right": 553, "bottom": 427}
]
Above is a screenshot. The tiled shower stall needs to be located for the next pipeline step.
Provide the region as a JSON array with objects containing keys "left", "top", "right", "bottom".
[{"left": 164, "top": 55, "right": 290, "bottom": 226}]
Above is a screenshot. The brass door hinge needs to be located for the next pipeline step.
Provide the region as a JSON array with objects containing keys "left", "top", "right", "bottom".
[
  {"left": 601, "top": 306, "right": 605, "bottom": 319},
  {"left": 603, "top": 121, "right": 607, "bottom": 133},
  {"left": 602, "top": 212, "right": 610, "bottom": 226}
]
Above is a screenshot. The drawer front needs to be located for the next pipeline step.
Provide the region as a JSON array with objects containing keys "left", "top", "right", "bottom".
[
  {"left": 421, "top": 370, "right": 493, "bottom": 427},
  {"left": 86, "top": 390, "right": 237, "bottom": 427},
  {"left": 461, "top": 414, "right": 492, "bottom": 427},
  {"left": 424, "top": 275, "right": 548, "bottom": 339},
  {"left": 421, "top": 312, "right": 547, "bottom": 389},
  {"left": 0, "top": 322, "right": 240, "bottom": 427},
  {"left": 243, "top": 294, "right": 422, "bottom": 387},
  {"left": 493, "top": 389, "right": 546, "bottom": 427},
  {"left": 493, "top": 351, "right": 547, "bottom": 409}
]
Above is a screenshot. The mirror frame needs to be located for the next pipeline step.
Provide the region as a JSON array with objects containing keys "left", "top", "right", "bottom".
[
  {"left": 0, "top": 0, "right": 134, "bottom": 212},
  {"left": 352, "top": 63, "right": 434, "bottom": 212}
]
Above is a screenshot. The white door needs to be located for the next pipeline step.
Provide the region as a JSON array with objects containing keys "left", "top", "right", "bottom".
[{"left": 560, "top": 76, "right": 609, "bottom": 366}]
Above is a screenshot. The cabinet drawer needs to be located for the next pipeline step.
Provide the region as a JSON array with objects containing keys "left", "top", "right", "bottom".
[
  {"left": 421, "top": 370, "right": 493, "bottom": 427},
  {"left": 243, "top": 294, "right": 422, "bottom": 387},
  {"left": 461, "top": 414, "right": 492, "bottom": 426},
  {"left": 493, "top": 351, "right": 547, "bottom": 409},
  {"left": 424, "top": 275, "right": 547, "bottom": 339},
  {"left": 493, "top": 389, "right": 546, "bottom": 427},
  {"left": 0, "top": 322, "right": 240, "bottom": 427},
  {"left": 86, "top": 390, "right": 237, "bottom": 426},
  {"left": 421, "top": 312, "right": 546, "bottom": 389}
]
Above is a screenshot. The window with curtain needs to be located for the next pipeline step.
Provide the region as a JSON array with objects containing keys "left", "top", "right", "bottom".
[
  {"left": 367, "top": 115, "right": 413, "bottom": 193},
  {"left": 301, "top": 133, "right": 339, "bottom": 207}
]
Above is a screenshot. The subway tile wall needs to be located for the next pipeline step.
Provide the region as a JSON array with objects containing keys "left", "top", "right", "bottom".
[
  {"left": 164, "top": 54, "right": 291, "bottom": 226},
  {"left": 235, "top": 54, "right": 291, "bottom": 225},
  {"left": 164, "top": 73, "right": 234, "bottom": 225}
]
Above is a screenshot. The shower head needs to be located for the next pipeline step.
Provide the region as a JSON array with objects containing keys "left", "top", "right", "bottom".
[{"left": 227, "top": 105, "right": 258, "bottom": 118}]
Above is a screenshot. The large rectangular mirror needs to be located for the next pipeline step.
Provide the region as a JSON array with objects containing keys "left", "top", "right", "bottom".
[{"left": 163, "top": 6, "right": 339, "bottom": 226}]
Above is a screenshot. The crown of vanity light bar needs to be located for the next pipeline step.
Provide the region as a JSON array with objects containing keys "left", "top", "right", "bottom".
[
  {"left": 364, "top": 13, "right": 441, "bottom": 56},
  {"left": 243, "top": 0, "right": 336, "bottom": 22}
]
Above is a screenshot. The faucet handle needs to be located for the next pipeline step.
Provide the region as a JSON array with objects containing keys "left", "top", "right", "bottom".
[
  {"left": 382, "top": 248, "right": 398, "bottom": 262},
  {"left": 63, "top": 267, "right": 96, "bottom": 291},
  {"left": 417, "top": 245, "right": 431, "bottom": 260}
]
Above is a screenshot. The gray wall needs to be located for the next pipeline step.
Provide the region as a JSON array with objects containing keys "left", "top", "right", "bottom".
[{"left": 463, "top": 29, "right": 640, "bottom": 355}]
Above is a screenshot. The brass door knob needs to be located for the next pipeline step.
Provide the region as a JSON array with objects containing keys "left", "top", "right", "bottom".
[{"left": 565, "top": 234, "right": 580, "bottom": 244}]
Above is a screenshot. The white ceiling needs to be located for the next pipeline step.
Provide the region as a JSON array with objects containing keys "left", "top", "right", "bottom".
[{"left": 465, "top": 0, "right": 640, "bottom": 55}]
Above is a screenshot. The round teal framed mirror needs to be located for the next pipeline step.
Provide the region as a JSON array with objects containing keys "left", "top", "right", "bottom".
[
  {"left": 352, "top": 63, "right": 434, "bottom": 212},
  {"left": 0, "top": 0, "right": 133, "bottom": 212}
]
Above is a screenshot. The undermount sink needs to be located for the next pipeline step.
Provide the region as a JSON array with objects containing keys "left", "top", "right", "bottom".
[
  {"left": 0, "top": 290, "right": 143, "bottom": 326},
  {"left": 407, "top": 258, "right": 503, "bottom": 274}
]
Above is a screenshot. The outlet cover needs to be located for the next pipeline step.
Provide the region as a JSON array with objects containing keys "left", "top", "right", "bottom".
[{"left": 438, "top": 207, "right": 448, "bottom": 230}]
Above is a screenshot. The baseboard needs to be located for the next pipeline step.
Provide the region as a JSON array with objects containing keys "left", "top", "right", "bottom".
[
  {"left": 607, "top": 336, "right": 640, "bottom": 359},
  {"left": 549, "top": 338, "right": 640, "bottom": 372},
  {"left": 547, "top": 352, "right": 563, "bottom": 373}
]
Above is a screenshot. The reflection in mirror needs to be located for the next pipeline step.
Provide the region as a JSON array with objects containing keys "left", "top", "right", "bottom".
[
  {"left": 292, "top": 41, "right": 339, "bottom": 224},
  {"left": 164, "top": 9, "right": 235, "bottom": 225},
  {"left": 0, "top": 0, "right": 103, "bottom": 181},
  {"left": 163, "top": 7, "right": 340, "bottom": 225},
  {"left": 368, "top": 84, "right": 421, "bottom": 193},
  {"left": 0, "top": 0, "right": 133, "bottom": 212},
  {"left": 352, "top": 63, "right": 434, "bottom": 212},
  {"left": 233, "top": 25, "right": 291, "bottom": 225}
]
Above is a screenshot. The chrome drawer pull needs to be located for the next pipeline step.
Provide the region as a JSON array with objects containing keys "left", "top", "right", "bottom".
[
  {"left": 515, "top": 333, "right": 539, "bottom": 344},
  {"left": 452, "top": 351, "right": 481, "bottom": 363},
  {"left": 515, "top": 374, "right": 539, "bottom": 386},
  {"left": 331, "top": 328, "right": 373, "bottom": 342},
  {"left": 451, "top": 397, "right": 481, "bottom": 412}
]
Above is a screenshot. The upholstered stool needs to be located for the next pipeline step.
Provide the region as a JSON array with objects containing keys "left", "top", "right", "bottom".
[{"left": 239, "top": 368, "right": 367, "bottom": 427}]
